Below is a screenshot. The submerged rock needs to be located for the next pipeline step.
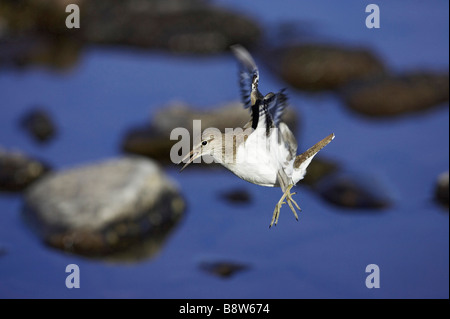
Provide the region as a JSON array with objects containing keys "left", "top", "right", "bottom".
[
  {"left": 23, "top": 156, "right": 185, "bottom": 261},
  {"left": 0, "top": 148, "right": 50, "bottom": 192},
  {"left": 434, "top": 171, "right": 449, "bottom": 208},
  {"left": 314, "top": 171, "right": 392, "bottom": 209},
  {"left": 20, "top": 107, "right": 57, "bottom": 143},
  {"left": 199, "top": 260, "right": 250, "bottom": 278},
  {"left": 122, "top": 101, "right": 300, "bottom": 164},
  {"left": 341, "top": 72, "right": 449, "bottom": 117},
  {"left": 270, "top": 44, "right": 385, "bottom": 91}
]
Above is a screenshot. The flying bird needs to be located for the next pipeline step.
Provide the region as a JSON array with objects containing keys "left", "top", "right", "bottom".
[{"left": 180, "top": 45, "right": 334, "bottom": 227}]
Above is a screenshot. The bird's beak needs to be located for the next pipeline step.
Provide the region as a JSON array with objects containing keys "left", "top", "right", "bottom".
[{"left": 178, "top": 148, "right": 200, "bottom": 172}]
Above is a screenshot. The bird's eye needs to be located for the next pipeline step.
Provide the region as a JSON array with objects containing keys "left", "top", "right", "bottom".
[{"left": 202, "top": 141, "right": 207, "bottom": 146}]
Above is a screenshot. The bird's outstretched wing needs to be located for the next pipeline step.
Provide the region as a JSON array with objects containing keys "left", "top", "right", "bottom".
[
  {"left": 255, "top": 100, "right": 273, "bottom": 134},
  {"left": 232, "top": 45, "right": 286, "bottom": 134},
  {"left": 230, "top": 44, "right": 259, "bottom": 110},
  {"left": 264, "top": 89, "right": 288, "bottom": 127}
]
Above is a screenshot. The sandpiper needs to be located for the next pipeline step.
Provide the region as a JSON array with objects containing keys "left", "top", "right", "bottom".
[{"left": 179, "top": 44, "right": 335, "bottom": 227}]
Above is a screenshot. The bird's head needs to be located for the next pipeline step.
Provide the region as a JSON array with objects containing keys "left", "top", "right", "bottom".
[{"left": 178, "top": 128, "right": 223, "bottom": 171}]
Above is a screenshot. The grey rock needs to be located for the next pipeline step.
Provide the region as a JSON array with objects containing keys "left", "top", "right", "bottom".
[
  {"left": 0, "top": 147, "right": 50, "bottom": 192},
  {"left": 23, "top": 156, "right": 185, "bottom": 260}
]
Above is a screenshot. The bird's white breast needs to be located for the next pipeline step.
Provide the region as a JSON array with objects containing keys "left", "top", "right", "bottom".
[{"left": 221, "top": 128, "right": 295, "bottom": 187}]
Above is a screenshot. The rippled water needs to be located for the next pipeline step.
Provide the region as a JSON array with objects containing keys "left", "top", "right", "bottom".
[{"left": 0, "top": 0, "right": 448, "bottom": 298}]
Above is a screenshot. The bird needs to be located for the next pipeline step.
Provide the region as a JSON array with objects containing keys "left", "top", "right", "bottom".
[{"left": 179, "top": 44, "right": 335, "bottom": 228}]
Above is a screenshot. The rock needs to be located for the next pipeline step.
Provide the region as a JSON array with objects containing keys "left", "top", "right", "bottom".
[
  {"left": 20, "top": 107, "right": 56, "bottom": 143},
  {"left": 122, "top": 101, "right": 300, "bottom": 164},
  {"left": 0, "top": 0, "right": 84, "bottom": 69},
  {"left": 299, "top": 158, "right": 393, "bottom": 210},
  {"left": 314, "top": 171, "right": 392, "bottom": 209},
  {"left": 341, "top": 72, "right": 449, "bottom": 117},
  {"left": 23, "top": 156, "right": 185, "bottom": 260},
  {"left": 219, "top": 188, "right": 252, "bottom": 204},
  {"left": 435, "top": 171, "right": 449, "bottom": 208},
  {"left": 122, "top": 126, "right": 176, "bottom": 165},
  {"left": 199, "top": 260, "right": 249, "bottom": 278},
  {"left": 0, "top": 0, "right": 261, "bottom": 69},
  {"left": 82, "top": 1, "right": 262, "bottom": 54},
  {"left": 0, "top": 34, "right": 83, "bottom": 70},
  {"left": 270, "top": 44, "right": 385, "bottom": 91},
  {"left": 0, "top": 148, "right": 50, "bottom": 192}
]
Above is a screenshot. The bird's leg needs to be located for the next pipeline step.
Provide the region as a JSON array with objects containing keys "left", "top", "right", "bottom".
[
  {"left": 270, "top": 192, "right": 287, "bottom": 228},
  {"left": 269, "top": 184, "right": 301, "bottom": 228},
  {"left": 284, "top": 184, "right": 301, "bottom": 220}
]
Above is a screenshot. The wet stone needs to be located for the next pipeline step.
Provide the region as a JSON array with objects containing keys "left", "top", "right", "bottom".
[
  {"left": 23, "top": 156, "right": 185, "bottom": 260},
  {"left": 314, "top": 171, "right": 392, "bottom": 209},
  {"left": 341, "top": 72, "right": 449, "bottom": 117},
  {"left": 0, "top": 148, "right": 50, "bottom": 192},
  {"left": 272, "top": 44, "right": 385, "bottom": 91}
]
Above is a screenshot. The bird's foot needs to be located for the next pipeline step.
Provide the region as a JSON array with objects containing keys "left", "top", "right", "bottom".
[
  {"left": 285, "top": 184, "right": 301, "bottom": 220},
  {"left": 269, "top": 184, "right": 301, "bottom": 228}
]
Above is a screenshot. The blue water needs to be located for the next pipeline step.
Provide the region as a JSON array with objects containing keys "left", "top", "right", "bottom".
[{"left": 0, "top": 1, "right": 448, "bottom": 298}]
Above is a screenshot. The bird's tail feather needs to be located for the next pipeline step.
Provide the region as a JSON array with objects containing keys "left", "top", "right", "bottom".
[{"left": 294, "top": 133, "right": 335, "bottom": 169}]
